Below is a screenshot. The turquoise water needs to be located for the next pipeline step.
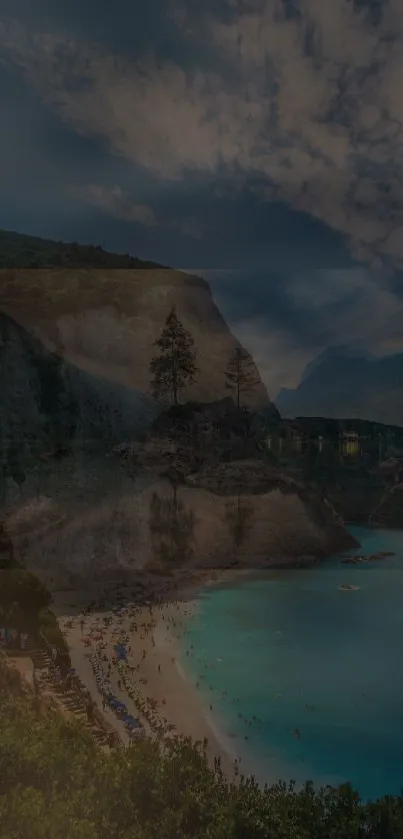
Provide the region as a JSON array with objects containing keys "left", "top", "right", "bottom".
[{"left": 180, "top": 526, "right": 403, "bottom": 801}]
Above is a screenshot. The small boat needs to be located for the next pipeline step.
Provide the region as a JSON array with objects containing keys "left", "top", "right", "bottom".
[
  {"left": 342, "top": 555, "right": 368, "bottom": 564},
  {"left": 338, "top": 584, "right": 360, "bottom": 592}
]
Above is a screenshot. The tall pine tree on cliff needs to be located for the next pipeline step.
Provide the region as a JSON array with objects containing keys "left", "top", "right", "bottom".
[
  {"left": 224, "top": 346, "right": 260, "bottom": 408},
  {"left": 150, "top": 307, "right": 198, "bottom": 404}
]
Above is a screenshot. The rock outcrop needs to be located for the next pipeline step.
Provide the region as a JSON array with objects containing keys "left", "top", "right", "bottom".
[
  {"left": 369, "top": 483, "right": 403, "bottom": 528},
  {"left": 3, "top": 455, "right": 356, "bottom": 588},
  {"left": 119, "top": 399, "right": 280, "bottom": 479},
  {"left": 184, "top": 460, "right": 357, "bottom": 559}
]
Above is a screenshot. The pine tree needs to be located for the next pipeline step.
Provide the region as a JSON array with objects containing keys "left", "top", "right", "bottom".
[
  {"left": 224, "top": 346, "right": 260, "bottom": 408},
  {"left": 150, "top": 307, "right": 198, "bottom": 404}
]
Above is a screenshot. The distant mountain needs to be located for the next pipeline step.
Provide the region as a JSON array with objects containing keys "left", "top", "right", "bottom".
[
  {"left": 299, "top": 346, "right": 373, "bottom": 383},
  {"left": 275, "top": 347, "right": 403, "bottom": 425}
]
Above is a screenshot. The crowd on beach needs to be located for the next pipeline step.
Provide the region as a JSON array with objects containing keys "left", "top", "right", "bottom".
[
  {"left": 60, "top": 581, "right": 189, "bottom": 742},
  {"left": 58, "top": 576, "right": 268, "bottom": 779}
]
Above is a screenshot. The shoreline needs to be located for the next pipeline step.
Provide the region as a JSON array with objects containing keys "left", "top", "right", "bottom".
[
  {"left": 53, "top": 544, "right": 361, "bottom": 783},
  {"left": 151, "top": 590, "right": 239, "bottom": 777},
  {"left": 54, "top": 568, "right": 252, "bottom": 781}
]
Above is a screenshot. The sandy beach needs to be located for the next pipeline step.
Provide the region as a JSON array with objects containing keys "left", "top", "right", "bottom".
[{"left": 54, "top": 570, "right": 246, "bottom": 780}]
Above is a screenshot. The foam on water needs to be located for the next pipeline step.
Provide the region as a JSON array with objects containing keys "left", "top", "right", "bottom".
[{"left": 179, "top": 526, "right": 403, "bottom": 800}]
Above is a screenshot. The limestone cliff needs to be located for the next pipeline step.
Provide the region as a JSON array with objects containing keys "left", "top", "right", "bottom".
[
  {"left": 0, "top": 264, "right": 271, "bottom": 409},
  {"left": 0, "top": 312, "right": 160, "bottom": 502},
  {"left": 3, "top": 458, "right": 356, "bottom": 588}
]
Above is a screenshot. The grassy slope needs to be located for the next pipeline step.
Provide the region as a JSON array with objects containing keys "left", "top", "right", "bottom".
[{"left": 0, "top": 228, "right": 166, "bottom": 269}]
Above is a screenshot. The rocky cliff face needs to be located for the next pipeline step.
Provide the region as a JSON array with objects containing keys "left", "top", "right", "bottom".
[
  {"left": 4, "top": 460, "right": 356, "bottom": 588},
  {"left": 0, "top": 312, "right": 160, "bottom": 502},
  {"left": 184, "top": 460, "right": 356, "bottom": 559},
  {"left": 369, "top": 483, "right": 403, "bottom": 528},
  {"left": 0, "top": 266, "right": 272, "bottom": 409}
]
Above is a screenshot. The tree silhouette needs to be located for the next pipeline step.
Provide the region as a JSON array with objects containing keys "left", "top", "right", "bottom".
[
  {"left": 150, "top": 308, "right": 198, "bottom": 404},
  {"left": 224, "top": 346, "right": 260, "bottom": 408}
]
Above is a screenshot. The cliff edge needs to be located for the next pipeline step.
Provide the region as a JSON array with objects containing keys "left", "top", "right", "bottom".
[{"left": 0, "top": 230, "right": 272, "bottom": 409}]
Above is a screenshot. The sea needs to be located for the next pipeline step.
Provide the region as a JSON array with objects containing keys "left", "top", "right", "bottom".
[{"left": 179, "top": 526, "right": 403, "bottom": 802}]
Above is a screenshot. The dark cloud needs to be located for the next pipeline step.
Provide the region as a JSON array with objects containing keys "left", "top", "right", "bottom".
[
  {"left": 2, "top": 2, "right": 403, "bottom": 269},
  {"left": 203, "top": 264, "right": 403, "bottom": 394},
  {"left": 1, "top": 1, "right": 403, "bottom": 392}
]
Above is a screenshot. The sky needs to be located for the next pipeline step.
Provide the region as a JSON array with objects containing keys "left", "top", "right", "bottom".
[{"left": 1, "top": 0, "right": 403, "bottom": 397}]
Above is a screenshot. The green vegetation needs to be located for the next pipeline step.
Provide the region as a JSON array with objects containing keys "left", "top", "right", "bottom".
[
  {"left": 0, "top": 228, "right": 165, "bottom": 269},
  {"left": 0, "top": 568, "right": 69, "bottom": 660},
  {"left": 150, "top": 307, "right": 198, "bottom": 404},
  {"left": 1, "top": 655, "right": 402, "bottom": 839}
]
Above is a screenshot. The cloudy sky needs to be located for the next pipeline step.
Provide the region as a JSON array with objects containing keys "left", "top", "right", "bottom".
[{"left": 1, "top": 0, "right": 403, "bottom": 396}]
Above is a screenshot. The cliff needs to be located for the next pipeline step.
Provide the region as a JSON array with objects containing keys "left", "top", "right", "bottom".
[
  {"left": 0, "top": 312, "right": 160, "bottom": 502},
  {"left": 4, "top": 460, "right": 356, "bottom": 588},
  {"left": 369, "top": 483, "right": 403, "bottom": 528},
  {"left": 0, "top": 230, "right": 272, "bottom": 409}
]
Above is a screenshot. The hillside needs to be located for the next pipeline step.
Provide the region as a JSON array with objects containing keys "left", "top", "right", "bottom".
[
  {"left": 1, "top": 654, "right": 400, "bottom": 839},
  {"left": 0, "top": 228, "right": 165, "bottom": 269},
  {"left": 276, "top": 346, "right": 403, "bottom": 425},
  {"left": 0, "top": 229, "right": 273, "bottom": 409}
]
